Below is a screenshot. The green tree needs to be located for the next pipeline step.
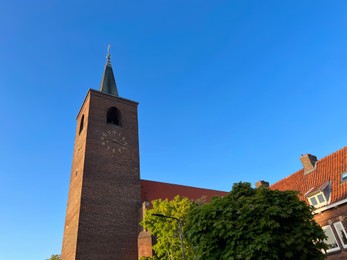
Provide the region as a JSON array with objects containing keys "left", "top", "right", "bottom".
[
  {"left": 46, "top": 254, "right": 61, "bottom": 260},
  {"left": 141, "top": 195, "right": 196, "bottom": 259},
  {"left": 185, "top": 182, "right": 328, "bottom": 260}
]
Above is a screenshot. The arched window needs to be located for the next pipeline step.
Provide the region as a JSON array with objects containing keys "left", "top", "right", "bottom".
[
  {"left": 79, "top": 115, "right": 84, "bottom": 135},
  {"left": 107, "top": 107, "right": 122, "bottom": 126}
]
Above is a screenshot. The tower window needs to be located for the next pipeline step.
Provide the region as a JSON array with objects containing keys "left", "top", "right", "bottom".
[
  {"left": 79, "top": 115, "right": 84, "bottom": 135},
  {"left": 107, "top": 107, "right": 122, "bottom": 126}
]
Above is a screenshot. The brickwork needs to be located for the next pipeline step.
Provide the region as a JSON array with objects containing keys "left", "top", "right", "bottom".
[
  {"left": 270, "top": 147, "right": 347, "bottom": 259},
  {"left": 61, "top": 93, "right": 91, "bottom": 260},
  {"left": 138, "top": 231, "right": 153, "bottom": 258},
  {"left": 140, "top": 179, "right": 228, "bottom": 202},
  {"left": 314, "top": 203, "right": 347, "bottom": 259},
  {"left": 62, "top": 90, "right": 141, "bottom": 260}
]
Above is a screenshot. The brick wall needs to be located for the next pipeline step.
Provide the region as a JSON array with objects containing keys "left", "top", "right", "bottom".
[
  {"left": 61, "top": 93, "right": 91, "bottom": 260},
  {"left": 62, "top": 90, "right": 141, "bottom": 260},
  {"left": 314, "top": 203, "right": 347, "bottom": 259},
  {"left": 138, "top": 231, "right": 153, "bottom": 258}
]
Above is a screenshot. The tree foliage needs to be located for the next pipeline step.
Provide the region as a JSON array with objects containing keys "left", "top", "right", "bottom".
[
  {"left": 141, "top": 195, "right": 195, "bottom": 259},
  {"left": 46, "top": 254, "right": 61, "bottom": 260},
  {"left": 185, "top": 182, "right": 328, "bottom": 260}
]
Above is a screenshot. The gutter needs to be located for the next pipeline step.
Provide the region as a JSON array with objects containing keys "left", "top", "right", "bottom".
[{"left": 314, "top": 198, "right": 347, "bottom": 214}]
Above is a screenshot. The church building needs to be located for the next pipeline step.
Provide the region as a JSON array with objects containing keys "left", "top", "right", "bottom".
[
  {"left": 60, "top": 48, "right": 226, "bottom": 260},
  {"left": 61, "top": 48, "right": 347, "bottom": 260}
]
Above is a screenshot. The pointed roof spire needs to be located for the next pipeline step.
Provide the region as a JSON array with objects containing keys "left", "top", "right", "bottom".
[{"left": 100, "top": 44, "right": 119, "bottom": 96}]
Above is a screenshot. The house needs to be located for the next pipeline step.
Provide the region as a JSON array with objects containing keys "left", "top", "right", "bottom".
[{"left": 270, "top": 148, "right": 347, "bottom": 259}]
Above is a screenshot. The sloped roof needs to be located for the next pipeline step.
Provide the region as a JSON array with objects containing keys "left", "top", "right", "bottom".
[
  {"left": 140, "top": 179, "right": 228, "bottom": 203},
  {"left": 270, "top": 146, "right": 347, "bottom": 205},
  {"left": 100, "top": 65, "right": 118, "bottom": 96},
  {"left": 100, "top": 46, "right": 118, "bottom": 96}
]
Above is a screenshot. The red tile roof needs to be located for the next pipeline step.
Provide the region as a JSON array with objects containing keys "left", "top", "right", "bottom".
[
  {"left": 270, "top": 146, "right": 347, "bottom": 205},
  {"left": 140, "top": 179, "right": 228, "bottom": 203}
]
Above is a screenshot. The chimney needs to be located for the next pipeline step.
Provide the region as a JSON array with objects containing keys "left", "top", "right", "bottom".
[
  {"left": 255, "top": 180, "right": 269, "bottom": 188},
  {"left": 300, "top": 154, "right": 317, "bottom": 174}
]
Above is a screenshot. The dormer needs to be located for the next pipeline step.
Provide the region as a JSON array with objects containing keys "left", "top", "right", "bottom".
[{"left": 305, "top": 181, "right": 331, "bottom": 208}]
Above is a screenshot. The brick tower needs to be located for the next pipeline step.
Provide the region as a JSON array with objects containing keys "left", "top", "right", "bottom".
[{"left": 61, "top": 46, "right": 141, "bottom": 260}]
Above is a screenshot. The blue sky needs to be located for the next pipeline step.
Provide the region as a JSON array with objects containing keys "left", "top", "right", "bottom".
[{"left": 1, "top": 1, "right": 347, "bottom": 259}]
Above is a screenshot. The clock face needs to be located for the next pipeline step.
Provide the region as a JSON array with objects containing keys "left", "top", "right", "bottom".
[{"left": 100, "top": 130, "right": 128, "bottom": 154}]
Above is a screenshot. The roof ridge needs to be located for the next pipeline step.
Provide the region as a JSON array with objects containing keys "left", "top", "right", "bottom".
[
  {"left": 141, "top": 179, "right": 228, "bottom": 193},
  {"left": 270, "top": 146, "right": 347, "bottom": 188}
]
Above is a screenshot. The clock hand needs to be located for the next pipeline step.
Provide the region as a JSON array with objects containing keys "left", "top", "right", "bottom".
[{"left": 110, "top": 139, "right": 127, "bottom": 147}]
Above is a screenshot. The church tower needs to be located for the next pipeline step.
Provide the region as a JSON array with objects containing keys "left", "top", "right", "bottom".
[{"left": 61, "top": 47, "right": 141, "bottom": 260}]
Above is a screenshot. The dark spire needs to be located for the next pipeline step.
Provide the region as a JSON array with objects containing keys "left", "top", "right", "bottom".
[{"left": 100, "top": 45, "right": 119, "bottom": 96}]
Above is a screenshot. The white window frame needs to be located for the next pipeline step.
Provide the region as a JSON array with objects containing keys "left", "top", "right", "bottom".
[
  {"left": 322, "top": 225, "right": 340, "bottom": 253},
  {"left": 308, "top": 192, "right": 327, "bottom": 208},
  {"left": 333, "top": 221, "right": 347, "bottom": 249}
]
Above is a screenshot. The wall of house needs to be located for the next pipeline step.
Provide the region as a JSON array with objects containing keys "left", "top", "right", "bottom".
[{"left": 314, "top": 203, "right": 347, "bottom": 259}]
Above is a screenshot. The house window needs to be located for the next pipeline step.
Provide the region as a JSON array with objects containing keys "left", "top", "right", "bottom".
[
  {"left": 342, "top": 172, "right": 347, "bottom": 182},
  {"left": 308, "top": 192, "right": 327, "bottom": 208},
  {"left": 322, "top": 225, "right": 340, "bottom": 253},
  {"left": 333, "top": 222, "right": 347, "bottom": 248}
]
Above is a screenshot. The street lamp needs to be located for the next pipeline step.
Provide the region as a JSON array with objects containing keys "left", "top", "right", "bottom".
[{"left": 152, "top": 213, "right": 186, "bottom": 260}]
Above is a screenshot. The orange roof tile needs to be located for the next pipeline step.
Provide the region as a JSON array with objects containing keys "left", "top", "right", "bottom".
[
  {"left": 270, "top": 146, "right": 347, "bottom": 205},
  {"left": 140, "top": 179, "right": 228, "bottom": 203}
]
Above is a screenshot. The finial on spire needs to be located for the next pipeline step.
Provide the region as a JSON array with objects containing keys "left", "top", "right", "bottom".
[
  {"left": 106, "top": 44, "right": 111, "bottom": 66},
  {"left": 100, "top": 44, "right": 119, "bottom": 96}
]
